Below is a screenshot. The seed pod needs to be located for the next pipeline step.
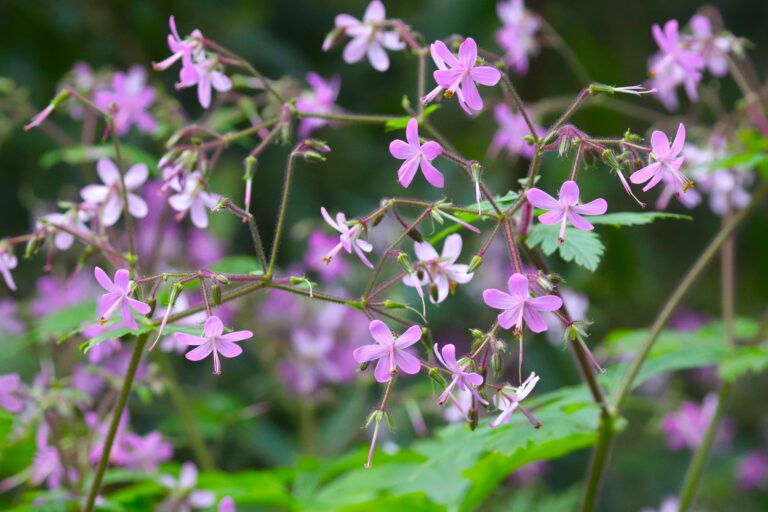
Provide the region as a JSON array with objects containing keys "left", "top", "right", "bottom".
[
  {"left": 469, "top": 407, "right": 478, "bottom": 431},
  {"left": 491, "top": 353, "right": 502, "bottom": 377},
  {"left": 468, "top": 255, "right": 484, "bottom": 273},
  {"left": 406, "top": 227, "right": 424, "bottom": 243},
  {"left": 428, "top": 367, "right": 447, "bottom": 388},
  {"left": 211, "top": 283, "right": 222, "bottom": 306}
]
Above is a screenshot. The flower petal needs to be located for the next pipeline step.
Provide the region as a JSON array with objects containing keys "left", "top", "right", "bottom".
[
  {"left": 97, "top": 159, "right": 120, "bottom": 186},
  {"left": 94, "top": 266, "right": 114, "bottom": 292},
  {"left": 394, "top": 324, "right": 423, "bottom": 349},
  {"left": 220, "top": 330, "right": 253, "bottom": 342},
  {"left": 441, "top": 234, "right": 463, "bottom": 262},
  {"left": 203, "top": 316, "right": 224, "bottom": 338},
  {"left": 413, "top": 240, "right": 439, "bottom": 261},
  {"left": 367, "top": 41, "right": 390, "bottom": 72},
  {"left": 507, "top": 273, "right": 529, "bottom": 298},
  {"left": 175, "top": 333, "right": 207, "bottom": 346},
  {"left": 575, "top": 198, "right": 607, "bottom": 216},
  {"left": 420, "top": 140, "right": 443, "bottom": 160},
  {"left": 353, "top": 343, "right": 387, "bottom": 363},
  {"left": 482, "top": 288, "right": 515, "bottom": 310},
  {"left": 526, "top": 188, "right": 560, "bottom": 210},
  {"left": 419, "top": 158, "right": 444, "bottom": 188},
  {"left": 374, "top": 355, "right": 393, "bottom": 382},
  {"left": 651, "top": 130, "right": 671, "bottom": 159},
  {"left": 405, "top": 118, "right": 420, "bottom": 147},
  {"left": 527, "top": 295, "right": 563, "bottom": 312},
  {"left": 389, "top": 139, "right": 417, "bottom": 160},
  {"left": 369, "top": 319, "right": 395, "bottom": 347},
  {"left": 216, "top": 339, "right": 243, "bottom": 358},
  {"left": 559, "top": 180, "right": 580, "bottom": 204},
  {"left": 523, "top": 307, "right": 548, "bottom": 333},
  {"left": 124, "top": 163, "right": 148, "bottom": 190},
  {"left": 470, "top": 66, "right": 501, "bottom": 86},
  {"left": 458, "top": 37, "right": 478, "bottom": 68},
  {"left": 669, "top": 123, "right": 686, "bottom": 157},
  {"left": 185, "top": 342, "right": 214, "bottom": 362},
  {"left": 430, "top": 40, "right": 460, "bottom": 69},
  {"left": 396, "top": 158, "right": 419, "bottom": 188},
  {"left": 394, "top": 349, "right": 421, "bottom": 375}
]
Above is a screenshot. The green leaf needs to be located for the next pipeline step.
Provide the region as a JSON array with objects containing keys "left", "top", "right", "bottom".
[
  {"left": 210, "top": 255, "right": 263, "bottom": 275},
  {"left": 0, "top": 409, "right": 12, "bottom": 448},
  {"left": 589, "top": 211, "right": 692, "bottom": 226},
  {"left": 526, "top": 224, "right": 605, "bottom": 272},
  {"left": 384, "top": 105, "right": 440, "bottom": 132},
  {"left": 37, "top": 301, "right": 97, "bottom": 342},
  {"left": 40, "top": 144, "right": 157, "bottom": 171},
  {"left": 719, "top": 344, "right": 768, "bottom": 382}
]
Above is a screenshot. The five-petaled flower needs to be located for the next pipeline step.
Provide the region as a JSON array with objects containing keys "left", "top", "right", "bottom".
[
  {"left": 175, "top": 316, "right": 253, "bottom": 375},
  {"left": 422, "top": 38, "right": 502, "bottom": 114},
  {"left": 433, "top": 343, "right": 487, "bottom": 406},
  {"left": 330, "top": 0, "right": 405, "bottom": 72},
  {"left": 526, "top": 180, "right": 608, "bottom": 244},
  {"left": 483, "top": 273, "right": 562, "bottom": 334},
  {"left": 94, "top": 66, "right": 157, "bottom": 136},
  {"left": 80, "top": 158, "right": 149, "bottom": 226},
  {"left": 168, "top": 171, "right": 221, "bottom": 229},
  {"left": 389, "top": 118, "right": 444, "bottom": 188},
  {"left": 402, "top": 234, "right": 473, "bottom": 304},
  {"left": 94, "top": 266, "right": 151, "bottom": 330},
  {"left": 489, "top": 104, "right": 544, "bottom": 159},
  {"left": 320, "top": 207, "right": 374, "bottom": 268},
  {"left": 490, "top": 372, "right": 540, "bottom": 428},
  {"left": 630, "top": 123, "right": 691, "bottom": 194},
  {"left": 153, "top": 16, "right": 200, "bottom": 85},
  {"left": 353, "top": 320, "right": 422, "bottom": 383}
]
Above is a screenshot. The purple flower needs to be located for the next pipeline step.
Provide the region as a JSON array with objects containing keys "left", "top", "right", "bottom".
[
  {"left": 94, "top": 66, "right": 156, "bottom": 136},
  {"left": 80, "top": 158, "right": 149, "bottom": 226},
  {"left": 353, "top": 320, "right": 422, "bottom": 383},
  {"left": 175, "top": 316, "right": 252, "bottom": 375},
  {"left": 295, "top": 73, "right": 341, "bottom": 137},
  {"left": 37, "top": 209, "right": 91, "bottom": 251},
  {"left": 153, "top": 16, "right": 201, "bottom": 87},
  {"left": 402, "top": 234, "right": 474, "bottom": 304},
  {"left": 433, "top": 343, "right": 486, "bottom": 406},
  {"left": 630, "top": 123, "right": 691, "bottom": 194},
  {"left": 0, "top": 246, "right": 18, "bottom": 291},
  {"left": 736, "top": 452, "right": 768, "bottom": 490},
  {"left": 331, "top": 0, "right": 405, "bottom": 72},
  {"left": 483, "top": 273, "right": 562, "bottom": 334},
  {"left": 30, "top": 273, "right": 93, "bottom": 317},
  {"left": 182, "top": 56, "right": 233, "bottom": 109},
  {"left": 304, "top": 230, "right": 348, "bottom": 280},
  {"left": 0, "top": 373, "right": 23, "bottom": 412},
  {"left": 94, "top": 266, "right": 151, "bottom": 330},
  {"left": 168, "top": 171, "right": 220, "bottom": 229},
  {"left": 490, "top": 372, "right": 540, "bottom": 427},
  {"left": 0, "top": 299, "right": 24, "bottom": 335},
  {"left": 320, "top": 207, "right": 374, "bottom": 268},
  {"left": 687, "top": 15, "right": 732, "bottom": 77},
  {"left": 489, "top": 104, "right": 543, "bottom": 159},
  {"left": 495, "top": 0, "right": 540, "bottom": 74},
  {"left": 279, "top": 328, "right": 351, "bottom": 395},
  {"left": 648, "top": 20, "right": 705, "bottom": 110},
  {"left": 389, "top": 118, "right": 444, "bottom": 188},
  {"left": 159, "top": 462, "right": 216, "bottom": 511},
  {"left": 24, "top": 104, "right": 55, "bottom": 131},
  {"left": 218, "top": 497, "right": 236, "bottom": 512},
  {"left": 526, "top": 180, "right": 608, "bottom": 244},
  {"left": 30, "top": 424, "right": 68, "bottom": 489},
  {"left": 661, "top": 393, "right": 733, "bottom": 451},
  {"left": 121, "top": 431, "right": 173, "bottom": 472},
  {"left": 422, "top": 38, "right": 502, "bottom": 114}
]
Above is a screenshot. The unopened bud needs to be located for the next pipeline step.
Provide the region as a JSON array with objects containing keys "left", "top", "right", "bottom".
[
  {"left": 304, "top": 139, "right": 331, "bottom": 153},
  {"left": 559, "top": 135, "right": 571, "bottom": 157},
  {"left": 301, "top": 150, "right": 327, "bottom": 163},
  {"left": 469, "top": 328, "right": 484, "bottom": 341},
  {"left": 428, "top": 367, "right": 447, "bottom": 387},
  {"left": 214, "top": 274, "right": 230, "bottom": 284},
  {"left": 406, "top": 227, "right": 424, "bottom": 243},
  {"left": 146, "top": 297, "right": 157, "bottom": 317},
  {"left": 468, "top": 255, "right": 484, "bottom": 273},
  {"left": 25, "top": 235, "right": 44, "bottom": 259},
  {"left": 602, "top": 149, "right": 621, "bottom": 169},
  {"left": 244, "top": 156, "right": 258, "bottom": 180},
  {"left": 383, "top": 299, "right": 406, "bottom": 309},
  {"left": 429, "top": 283, "right": 439, "bottom": 303},
  {"left": 400, "top": 95, "right": 412, "bottom": 111},
  {"left": 397, "top": 252, "right": 414, "bottom": 275},
  {"left": 213, "top": 197, "right": 231, "bottom": 212},
  {"left": 322, "top": 26, "right": 345, "bottom": 52}
]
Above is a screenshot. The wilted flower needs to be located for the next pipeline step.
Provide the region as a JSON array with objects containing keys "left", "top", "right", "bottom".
[
  {"left": 175, "top": 316, "right": 252, "bottom": 375},
  {"left": 526, "top": 180, "right": 608, "bottom": 244},
  {"left": 80, "top": 158, "right": 149, "bottom": 226},
  {"left": 320, "top": 207, "right": 374, "bottom": 268},
  {"left": 330, "top": 0, "right": 405, "bottom": 72},
  {"left": 402, "top": 234, "right": 473, "bottom": 304},
  {"left": 423, "top": 38, "right": 502, "bottom": 114},
  {"left": 94, "top": 66, "right": 156, "bottom": 135},
  {"left": 95, "top": 267, "right": 151, "bottom": 330},
  {"left": 353, "top": 320, "right": 422, "bottom": 383},
  {"left": 490, "top": 372, "right": 540, "bottom": 427},
  {"left": 483, "top": 273, "right": 562, "bottom": 334}
]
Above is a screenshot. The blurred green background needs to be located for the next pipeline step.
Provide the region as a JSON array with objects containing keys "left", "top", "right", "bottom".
[{"left": 1, "top": 0, "right": 767, "bottom": 510}]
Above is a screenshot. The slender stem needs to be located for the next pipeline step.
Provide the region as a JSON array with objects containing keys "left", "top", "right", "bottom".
[
  {"left": 84, "top": 333, "right": 148, "bottom": 512},
  {"left": 203, "top": 38, "right": 285, "bottom": 103},
  {"left": 500, "top": 74, "right": 538, "bottom": 143},
  {"left": 267, "top": 152, "right": 298, "bottom": 278},
  {"left": 580, "top": 410, "right": 614, "bottom": 512},
  {"left": 108, "top": 117, "right": 137, "bottom": 276},
  {"left": 295, "top": 110, "right": 397, "bottom": 124},
  {"left": 156, "top": 354, "right": 214, "bottom": 470}
]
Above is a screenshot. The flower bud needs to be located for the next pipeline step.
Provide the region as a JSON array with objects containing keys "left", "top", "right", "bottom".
[
  {"left": 358, "top": 361, "right": 370, "bottom": 372},
  {"left": 428, "top": 367, "right": 447, "bottom": 387},
  {"left": 301, "top": 150, "right": 327, "bottom": 163},
  {"left": 429, "top": 283, "right": 439, "bottom": 303},
  {"left": 396, "top": 252, "right": 414, "bottom": 275},
  {"left": 467, "top": 255, "right": 484, "bottom": 273},
  {"left": 214, "top": 274, "right": 230, "bottom": 284},
  {"left": 25, "top": 234, "right": 44, "bottom": 259},
  {"left": 383, "top": 299, "right": 406, "bottom": 309},
  {"left": 322, "top": 26, "right": 346, "bottom": 52},
  {"left": 304, "top": 139, "right": 331, "bottom": 153},
  {"left": 243, "top": 155, "right": 258, "bottom": 180},
  {"left": 406, "top": 227, "right": 424, "bottom": 243},
  {"left": 211, "top": 283, "right": 222, "bottom": 306},
  {"left": 558, "top": 135, "right": 572, "bottom": 157},
  {"left": 365, "top": 409, "right": 384, "bottom": 427},
  {"left": 146, "top": 297, "right": 157, "bottom": 317}
]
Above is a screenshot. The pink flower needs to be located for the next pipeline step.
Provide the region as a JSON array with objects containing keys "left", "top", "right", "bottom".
[
  {"left": 218, "top": 497, "right": 236, "bottom": 512},
  {"left": 94, "top": 266, "right": 151, "bottom": 330},
  {"left": 526, "top": 180, "right": 608, "bottom": 244},
  {"left": 0, "top": 373, "right": 23, "bottom": 412},
  {"left": 661, "top": 393, "right": 733, "bottom": 451},
  {"left": 80, "top": 158, "right": 149, "bottom": 226},
  {"left": 37, "top": 209, "right": 91, "bottom": 251},
  {"left": 331, "top": 0, "right": 405, "bottom": 72},
  {"left": 175, "top": 316, "right": 252, "bottom": 375},
  {"left": 648, "top": 20, "right": 705, "bottom": 110},
  {"left": 304, "top": 230, "right": 348, "bottom": 280},
  {"left": 489, "top": 104, "right": 543, "bottom": 159},
  {"left": 94, "top": 66, "right": 156, "bottom": 136},
  {"left": 153, "top": 16, "right": 201, "bottom": 87},
  {"left": 159, "top": 463, "right": 215, "bottom": 511},
  {"left": 402, "top": 234, "right": 474, "bottom": 304},
  {"left": 0, "top": 246, "right": 18, "bottom": 291},
  {"left": 495, "top": 0, "right": 540, "bottom": 75},
  {"left": 433, "top": 343, "right": 486, "bottom": 406},
  {"left": 422, "top": 38, "right": 502, "bottom": 114},
  {"left": 320, "top": 207, "right": 374, "bottom": 268},
  {"left": 121, "top": 431, "right": 173, "bottom": 472},
  {"left": 687, "top": 15, "right": 731, "bottom": 77},
  {"left": 483, "top": 273, "right": 562, "bottom": 333},
  {"left": 490, "top": 372, "right": 540, "bottom": 427},
  {"left": 31, "top": 424, "right": 68, "bottom": 489},
  {"left": 736, "top": 452, "right": 768, "bottom": 490},
  {"left": 295, "top": 73, "right": 341, "bottom": 137},
  {"left": 168, "top": 171, "right": 220, "bottom": 229},
  {"left": 0, "top": 299, "right": 24, "bottom": 335},
  {"left": 685, "top": 138, "right": 753, "bottom": 215},
  {"left": 182, "top": 56, "right": 232, "bottom": 109},
  {"left": 630, "top": 123, "right": 691, "bottom": 194},
  {"left": 353, "top": 320, "right": 422, "bottom": 383},
  {"left": 389, "top": 118, "right": 444, "bottom": 188}
]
